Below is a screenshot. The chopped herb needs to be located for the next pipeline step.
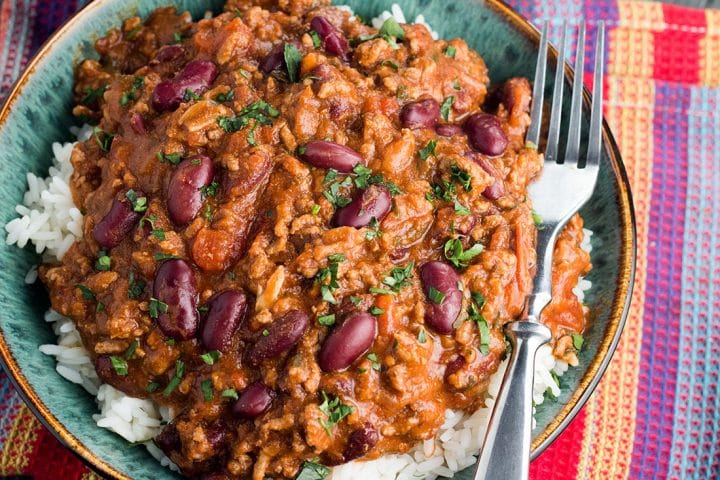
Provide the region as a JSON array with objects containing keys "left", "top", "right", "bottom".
[
  {"left": 81, "top": 84, "right": 108, "bottom": 106},
  {"left": 396, "top": 84, "right": 409, "bottom": 101},
  {"left": 369, "top": 287, "right": 395, "bottom": 296},
  {"left": 357, "top": 367, "right": 367, "bottom": 374},
  {"left": 318, "top": 314, "right": 336, "bottom": 326},
  {"left": 238, "top": 68, "right": 251, "bottom": 79},
  {"left": 148, "top": 298, "right": 169, "bottom": 319},
  {"left": 110, "top": 356, "right": 128, "bottom": 376},
  {"left": 419, "top": 140, "right": 437, "bottom": 161},
  {"left": 367, "top": 353, "right": 381, "bottom": 371},
  {"left": 468, "top": 292, "right": 490, "bottom": 354},
  {"left": 200, "top": 350, "right": 221, "bottom": 365},
  {"left": 203, "top": 204, "right": 214, "bottom": 221},
  {"left": 477, "top": 317, "right": 491, "bottom": 354},
  {"left": 532, "top": 210, "right": 544, "bottom": 226},
  {"left": 198, "top": 305, "right": 209, "bottom": 313},
  {"left": 572, "top": 333, "right": 584, "bottom": 351},
  {"left": 440, "top": 96, "right": 455, "bottom": 121},
  {"left": 443, "top": 238, "right": 484, "bottom": 268},
  {"left": 200, "top": 181, "right": 220, "bottom": 200},
  {"left": 262, "top": 329, "right": 270, "bottom": 337},
  {"left": 450, "top": 164, "right": 472, "bottom": 192},
  {"left": 228, "top": 272, "right": 236, "bottom": 280},
  {"left": 351, "top": 164, "right": 402, "bottom": 195},
  {"left": 324, "top": 169, "right": 338, "bottom": 184},
  {"left": 418, "top": 328, "right": 427, "bottom": 344},
  {"left": 126, "top": 24, "right": 142, "bottom": 39},
  {"left": 124, "top": 340, "right": 139, "bottom": 360},
  {"left": 311, "top": 204, "right": 321, "bottom": 216},
  {"left": 349, "top": 296, "right": 362, "bottom": 305},
  {"left": 173, "top": 32, "right": 184, "bottom": 43},
  {"left": 214, "top": 90, "right": 235, "bottom": 103},
  {"left": 445, "top": 45, "right": 457, "bottom": 58},
  {"left": 284, "top": 42, "right": 303, "bottom": 82},
  {"left": 120, "top": 76, "right": 145, "bottom": 107},
  {"left": 322, "top": 174, "right": 352, "bottom": 209},
  {"left": 382, "top": 59, "right": 400, "bottom": 70},
  {"left": 217, "top": 100, "right": 280, "bottom": 132},
  {"left": 93, "top": 127, "right": 114, "bottom": 152},
  {"left": 183, "top": 88, "right": 202, "bottom": 102},
  {"left": 201, "top": 379, "right": 214, "bottom": 401},
  {"left": 190, "top": 158, "right": 202, "bottom": 166},
  {"left": 365, "top": 217, "right": 383, "bottom": 240},
  {"left": 125, "top": 189, "right": 148, "bottom": 213},
  {"left": 296, "top": 460, "right": 330, "bottom": 480},
  {"left": 154, "top": 253, "right": 180, "bottom": 261},
  {"left": 453, "top": 78, "right": 462, "bottom": 91},
  {"left": 162, "top": 360, "right": 185, "bottom": 397},
  {"left": 75, "top": 284, "right": 95, "bottom": 301},
  {"left": 157, "top": 152, "right": 183, "bottom": 165},
  {"left": 428, "top": 287, "right": 446, "bottom": 304},
  {"left": 95, "top": 252, "right": 111, "bottom": 271},
  {"left": 246, "top": 120, "right": 259, "bottom": 146},
  {"left": 221, "top": 388, "right": 239, "bottom": 400},
  {"left": 370, "top": 306, "right": 385, "bottom": 316},
  {"left": 453, "top": 198, "right": 471, "bottom": 215},
  {"left": 151, "top": 228, "right": 165, "bottom": 240},
  {"left": 127, "top": 272, "right": 146, "bottom": 299},
  {"left": 96, "top": 301, "right": 106, "bottom": 312},
  {"left": 165, "top": 339, "right": 176, "bottom": 346},
  {"left": 318, "top": 391, "right": 355, "bottom": 435},
  {"left": 355, "top": 17, "right": 405, "bottom": 49},
  {"left": 382, "top": 261, "right": 415, "bottom": 293},
  {"left": 146, "top": 382, "right": 160, "bottom": 393},
  {"left": 309, "top": 30, "right": 322, "bottom": 48},
  {"left": 472, "top": 291, "right": 486, "bottom": 309}
]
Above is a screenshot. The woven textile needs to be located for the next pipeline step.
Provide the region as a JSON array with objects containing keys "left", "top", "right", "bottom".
[{"left": 1, "top": 0, "right": 719, "bottom": 479}]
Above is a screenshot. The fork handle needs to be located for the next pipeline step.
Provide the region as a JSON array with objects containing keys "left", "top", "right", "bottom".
[{"left": 474, "top": 321, "right": 552, "bottom": 480}]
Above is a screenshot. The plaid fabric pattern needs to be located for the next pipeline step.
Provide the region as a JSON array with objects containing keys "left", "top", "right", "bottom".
[{"left": 1, "top": 1, "right": 719, "bottom": 479}]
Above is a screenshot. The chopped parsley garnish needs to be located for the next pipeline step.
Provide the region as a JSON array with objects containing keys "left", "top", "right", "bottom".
[
  {"left": 296, "top": 460, "right": 330, "bottom": 480},
  {"left": 183, "top": 88, "right": 202, "bottom": 102},
  {"left": 382, "top": 59, "right": 400, "bottom": 70},
  {"left": 81, "top": 84, "right": 108, "bottom": 106},
  {"left": 165, "top": 339, "right": 176, "bottom": 346},
  {"left": 468, "top": 291, "right": 490, "bottom": 354},
  {"left": 93, "top": 127, "right": 114, "bottom": 152},
  {"left": 370, "top": 306, "right": 385, "bottom": 316},
  {"left": 311, "top": 204, "right": 321, "bottom": 216},
  {"left": 127, "top": 272, "right": 146, "bottom": 299},
  {"left": 418, "top": 328, "right": 427, "bottom": 344},
  {"left": 200, "top": 181, "right": 219, "bottom": 199},
  {"left": 95, "top": 252, "right": 111, "bottom": 271},
  {"left": 162, "top": 360, "right": 185, "bottom": 397},
  {"left": 450, "top": 164, "right": 472, "bottom": 192},
  {"left": 355, "top": 17, "right": 405, "bottom": 49},
  {"left": 75, "top": 284, "right": 95, "bottom": 301},
  {"left": 453, "top": 78, "right": 462, "bottom": 91},
  {"left": 284, "top": 42, "right": 303, "bottom": 82},
  {"left": 365, "top": 217, "right": 382, "bottom": 240},
  {"left": 445, "top": 45, "right": 457, "bottom": 58},
  {"left": 201, "top": 379, "right": 214, "bottom": 401},
  {"left": 262, "top": 329, "right": 270, "bottom": 336},
  {"left": 110, "top": 356, "right": 128, "bottom": 376},
  {"left": 317, "top": 314, "right": 336, "bottom": 326},
  {"left": 157, "top": 152, "right": 182, "bottom": 165},
  {"left": 314, "top": 254, "right": 346, "bottom": 304},
  {"left": 349, "top": 296, "right": 362, "bottom": 305},
  {"left": 124, "top": 340, "right": 139, "bottom": 360},
  {"left": 213, "top": 90, "right": 235, "bottom": 103},
  {"left": 221, "top": 388, "right": 239, "bottom": 400},
  {"left": 154, "top": 253, "right": 180, "bottom": 261},
  {"left": 146, "top": 382, "right": 160, "bottom": 393},
  {"left": 453, "top": 198, "right": 470, "bottom": 215},
  {"left": 217, "top": 100, "right": 280, "bottom": 132},
  {"left": 440, "top": 95, "right": 455, "bottom": 121},
  {"left": 365, "top": 353, "right": 381, "bottom": 371},
  {"left": 369, "top": 287, "right": 394, "bottom": 296},
  {"left": 148, "top": 298, "right": 169, "bottom": 319},
  {"left": 203, "top": 204, "right": 214, "bottom": 221},
  {"left": 173, "top": 32, "right": 184, "bottom": 43},
  {"left": 246, "top": 121, "right": 259, "bottom": 146},
  {"left": 572, "top": 333, "right": 584, "bottom": 351},
  {"left": 125, "top": 189, "right": 148, "bottom": 213},
  {"left": 322, "top": 174, "right": 352, "bottom": 208},
  {"left": 309, "top": 30, "right": 322, "bottom": 48},
  {"left": 200, "top": 350, "right": 221, "bottom": 365},
  {"left": 351, "top": 164, "right": 402, "bottom": 195},
  {"left": 120, "top": 76, "right": 145, "bottom": 107},
  {"left": 428, "top": 287, "right": 446, "bottom": 304},
  {"left": 532, "top": 210, "right": 544, "bottom": 226},
  {"left": 380, "top": 261, "right": 415, "bottom": 293},
  {"left": 96, "top": 302, "right": 106, "bottom": 312},
  {"left": 443, "top": 238, "right": 484, "bottom": 268},
  {"left": 427, "top": 181, "right": 456, "bottom": 203},
  {"left": 318, "top": 391, "right": 355, "bottom": 435},
  {"left": 419, "top": 140, "right": 437, "bottom": 161}
]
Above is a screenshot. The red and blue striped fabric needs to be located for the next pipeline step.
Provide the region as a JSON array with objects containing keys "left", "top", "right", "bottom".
[{"left": 1, "top": 1, "right": 719, "bottom": 479}]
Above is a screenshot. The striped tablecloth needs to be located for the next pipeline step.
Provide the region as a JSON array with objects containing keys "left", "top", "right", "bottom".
[{"left": 1, "top": 0, "right": 719, "bottom": 479}]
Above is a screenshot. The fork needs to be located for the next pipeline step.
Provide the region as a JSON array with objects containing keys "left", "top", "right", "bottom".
[{"left": 472, "top": 20, "right": 605, "bottom": 480}]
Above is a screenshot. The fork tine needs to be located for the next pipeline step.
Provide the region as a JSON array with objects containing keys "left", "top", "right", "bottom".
[
  {"left": 526, "top": 22, "right": 548, "bottom": 148},
  {"left": 564, "top": 21, "right": 586, "bottom": 166},
  {"left": 545, "top": 22, "right": 568, "bottom": 163},
  {"left": 586, "top": 21, "right": 605, "bottom": 168}
]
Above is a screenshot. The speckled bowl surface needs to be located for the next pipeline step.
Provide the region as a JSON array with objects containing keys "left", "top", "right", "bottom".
[{"left": 0, "top": 0, "right": 635, "bottom": 478}]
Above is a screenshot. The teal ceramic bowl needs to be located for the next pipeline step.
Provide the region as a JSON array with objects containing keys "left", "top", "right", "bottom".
[{"left": 0, "top": 1, "right": 635, "bottom": 479}]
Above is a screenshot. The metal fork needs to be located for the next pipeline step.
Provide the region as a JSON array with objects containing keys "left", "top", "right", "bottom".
[{"left": 473, "top": 20, "right": 605, "bottom": 480}]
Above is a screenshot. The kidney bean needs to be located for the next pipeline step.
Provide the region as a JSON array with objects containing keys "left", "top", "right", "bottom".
[
  {"left": 155, "top": 44, "right": 185, "bottom": 62},
  {"left": 299, "top": 141, "right": 366, "bottom": 172},
  {"left": 420, "top": 262, "right": 462, "bottom": 335},
  {"left": 333, "top": 185, "right": 392, "bottom": 228},
  {"left": 152, "top": 60, "right": 218, "bottom": 112},
  {"left": 260, "top": 44, "right": 285, "bottom": 74},
  {"left": 130, "top": 113, "right": 146, "bottom": 135},
  {"left": 444, "top": 355, "right": 466, "bottom": 380},
  {"left": 233, "top": 382, "right": 275, "bottom": 418},
  {"left": 205, "top": 423, "right": 231, "bottom": 450},
  {"left": 93, "top": 189, "right": 145, "bottom": 250},
  {"left": 464, "top": 112, "right": 508, "bottom": 157},
  {"left": 248, "top": 310, "right": 309, "bottom": 364},
  {"left": 153, "top": 259, "right": 199, "bottom": 340},
  {"left": 94, "top": 356, "right": 145, "bottom": 396},
  {"left": 155, "top": 422, "right": 181, "bottom": 456},
  {"left": 310, "top": 16, "right": 350, "bottom": 61},
  {"left": 435, "top": 123, "right": 463, "bottom": 137},
  {"left": 466, "top": 151, "right": 505, "bottom": 200},
  {"left": 400, "top": 98, "right": 440, "bottom": 129},
  {"left": 167, "top": 155, "right": 215, "bottom": 226},
  {"left": 319, "top": 312, "right": 378, "bottom": 372},
  {"left": 201, "top": 290, "right": 249, "bottom": 352},
  {"left": 344, "top": 423, "right": 379, "bottom": 461}
]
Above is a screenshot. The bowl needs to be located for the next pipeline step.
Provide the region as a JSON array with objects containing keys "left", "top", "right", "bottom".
[{"left": 0, "top": 0, "right": 635, "bottom": 478}]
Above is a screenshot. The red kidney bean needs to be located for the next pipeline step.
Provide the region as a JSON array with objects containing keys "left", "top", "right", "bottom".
[
  {"left": 152, "top": 60, "right": 218, "bottom": 112},
  {"left": 233, "top": 382, "right": 275, "bottom": 418},
  {"left": 167, "top": 155, "right": 215, "bottom": 226},
  {"left": 464, "top": 112, "right": 508, "bottom": 157},
  {"left": 155, "top": 422, "right": 181, "bottom": 456},
  {"left": 400, "top": 98, "right": 440, "bottom": 129},
  {"left": 299, "top": 141, "right": 366, "bottom": 172},
  {"left": 94, "top": 356, "right": 145, "bottom": 396},
  {"left": 155, "top": 44, "right": 185, "bottom": 62},
  {"left": 201, "top": 290, "right": 249, "bottom": 352},
  {"left": 260, "top": 44, "right": 285, "bottom": 74},
  {"left": 310, "top": 16, "right": 350, "bottom": 61},
  {"left": 333, "top": 184, "right": 392, "bottom": 228},
  {"left": 130, "top": 113, "right": 146, "bottom": 135},
  {"left": 93, "top": 189, "right": 145, "bottom": 250},
  {"left": 444, "top": 355, "right": 466, "bottom": 380},
  {"left": 466, "top": 151, "right": 505, "bottom": 200},
  {"left": 248, "top": 310, "right": 309, "bottom": 364},
  {"left": 435, "top": 123, "right": 463, "bottom": 137},
  {"left": 344, "top": 423, "right": 379, "bottom": 461},
  {"left": 420, "top": 262, "right": 462, "bottom": 335},
  {"left": 153, "top": 259, "right": 199, "bottom": 340},
  {"left": 319, "top": 312, "right": 378, "bottom": 372},
  {"left": 204, "top": 423, "right": 231, "bottom": 450}
]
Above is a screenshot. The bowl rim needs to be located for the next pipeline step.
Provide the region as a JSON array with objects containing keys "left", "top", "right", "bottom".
[{"left": 0, "top": 0, "right": 636, "bottom": 478}]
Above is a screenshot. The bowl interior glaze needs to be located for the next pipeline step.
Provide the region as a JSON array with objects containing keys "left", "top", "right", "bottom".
[{"left": 0, "top": 1, "right": 634, "bottom": 479}]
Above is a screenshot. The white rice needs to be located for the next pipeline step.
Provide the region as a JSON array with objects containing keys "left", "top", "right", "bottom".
[{"left": 3, "top": 5, "right": 592, "bottom": 479}]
